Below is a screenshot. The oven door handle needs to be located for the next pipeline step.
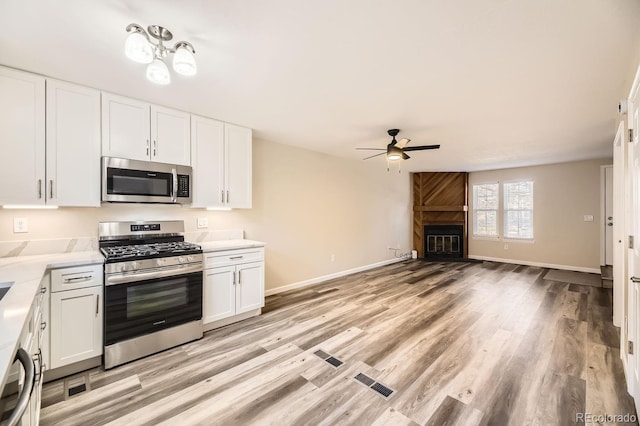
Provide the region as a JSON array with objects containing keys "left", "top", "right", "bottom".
[
  {"left": 171, "top": 169, "right": 178, "bottom": 203},
  {"left": 105, "top": 263, "right": 203, "bottom": 286}
]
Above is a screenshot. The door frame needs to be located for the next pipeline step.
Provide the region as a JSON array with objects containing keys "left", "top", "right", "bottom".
[{"left": 601, "top": 164, "right": 614, "bottom": 266}]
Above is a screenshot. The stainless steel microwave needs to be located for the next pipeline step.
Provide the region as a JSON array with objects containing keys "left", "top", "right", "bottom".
[{"left": 102, "top": 157, "right": 192, "bottom": 204}]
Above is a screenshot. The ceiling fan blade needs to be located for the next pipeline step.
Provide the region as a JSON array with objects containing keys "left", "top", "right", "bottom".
[
  {"left": 362, "top": 152, "right": 386, "bottom": 160},
  {"left": 355, "top": 148, "right": 386, "bottom": 150},
  {"left": 403, "top": 144, "right": 440, "bottom": 152},
  {"left": 396, "top": 138, "right": 411, "bottom": 148},
  {"left": 402, "top": 152, "right": 410, "bottom": 160}
]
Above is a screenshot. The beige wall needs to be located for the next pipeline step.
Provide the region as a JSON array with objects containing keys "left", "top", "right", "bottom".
[
  {"left": 0, "top": 138, "right": 412, "bottom": 291},
  {"left": 468, "top": 158, "right": 611, "bottom": 271}
]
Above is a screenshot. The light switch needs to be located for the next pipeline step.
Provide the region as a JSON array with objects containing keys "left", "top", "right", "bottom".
[
  {"left": 197, "top": 217, "right": 208, "bottom": 229},
  {"left": 583, "top": 215, "right": 594, "bottom": 222}
]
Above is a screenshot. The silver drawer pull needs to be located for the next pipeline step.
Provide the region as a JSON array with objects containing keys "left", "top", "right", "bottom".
[
  {"left": 230, "top": 256, "right": 244, "bottom": 260},
  {"left": 632, "top": 276, "right": 640, "bottom": 284},
  {"left": 63, "top": 275, "right": 93, "bottom": 283},
  {"left": 40, "top": 286, "right": 47, "bottom": 294},
  {"left": 41, "top": 321, "right": 46, "bottom": 331}
]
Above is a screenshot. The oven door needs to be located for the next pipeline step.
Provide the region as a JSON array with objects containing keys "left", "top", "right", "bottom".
[{"left": 104, "top": 270, "right": 202, "bottom": 346}]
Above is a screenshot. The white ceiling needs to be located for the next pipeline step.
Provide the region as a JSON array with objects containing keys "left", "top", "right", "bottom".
[{"left": 2, "top": 0, "right": 640, "bottom": 172}]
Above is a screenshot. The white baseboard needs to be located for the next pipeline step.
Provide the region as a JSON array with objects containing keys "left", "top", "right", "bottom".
[
  {"left": 265, "top": 257, "right": 406, "bottom": 296},
  {"left": 468, "top": 255, "right": 600, "bottom": 274}
]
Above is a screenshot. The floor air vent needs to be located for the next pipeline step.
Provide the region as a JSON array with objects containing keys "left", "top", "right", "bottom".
[
  {"left": 68, "top": 383, "right": 87, "bottom": 397},
  {"left": 353, "top": 373, "right": 395, "bottom": 399},
  {"left": 313, "top": 349, "right": 344, "bottom": 368}
]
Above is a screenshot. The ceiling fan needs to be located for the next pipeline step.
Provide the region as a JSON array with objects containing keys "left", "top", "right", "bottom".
[{"left": 357, "top": 129, "right": 440, "bottom": 161}]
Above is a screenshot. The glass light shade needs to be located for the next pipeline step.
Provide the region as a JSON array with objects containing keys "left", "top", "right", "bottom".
[
  {"left": 146, "top": 59, "right": 171, "bottom": 85},
  {"left": 125, "top": 32, "right": 154, "bottom": 64},
  {"left": 173, "top": 46, "right": 197, "bottom": 76},
  {"left": 387, "top": 154, "right": 401, "bottom": 161}
]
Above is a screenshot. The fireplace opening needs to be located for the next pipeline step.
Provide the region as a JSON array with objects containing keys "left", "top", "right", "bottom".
[{"left": 424, "top": 225, "right": 464, "bottom": 259}]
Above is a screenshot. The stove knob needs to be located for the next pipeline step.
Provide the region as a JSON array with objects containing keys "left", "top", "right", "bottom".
[
  {"left": 156, "top": 258, "right": 165, "bottom": 267},
  {"left": 187, "top": 256, "right": 194, "bottom": 262},
  {"left": 179, "top": 256, "right": 186, "bottom": 263}
]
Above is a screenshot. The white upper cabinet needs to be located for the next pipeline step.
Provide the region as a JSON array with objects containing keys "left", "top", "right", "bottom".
[
  {"left": 102, "top": 93, "right": 191, "bottom": 165},
  {"left": 151, "top": 105, "right": 191, "bottom": 165},
  {"left": 191, "top": 115, "right": 225, "bottom": 207},
  {"left": 225, "top": 124, "right": 252, "bottom": 209},
  {"left": 191, "top": 119, "right": 252, "bottom": 208},
  {"left": 102, "top": 93, "right": 151, "bottom": 162},
  {"left": 46, "top": 79, "right": 101, "bottom": 206},
  {"left": 0, "top": 66, "right": 45, "bottom": 205}
]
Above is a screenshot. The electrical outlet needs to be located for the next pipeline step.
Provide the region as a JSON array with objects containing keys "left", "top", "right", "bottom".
[
  {"left": 504, "top": 243, "right": 509, "bottom": 250},
  {"left": 13, "top": 217, "right": 28, "bottom": 233},
  {"left": 330, "top": 254, "right": 336, "bottom": 262},
  {"left": 583, "top": 215, "right": 594, "bottom": 222},
  {"left": 196, "top": 217, "right": 208, "bottom": 229}
]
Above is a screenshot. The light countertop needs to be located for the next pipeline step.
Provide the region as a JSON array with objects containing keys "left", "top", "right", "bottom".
[
  {"left": 0, "top": 251, "right": 104, "bottom": 391},
  {"left": 198, "top": 239, "right": 265, "bottom": 252}
]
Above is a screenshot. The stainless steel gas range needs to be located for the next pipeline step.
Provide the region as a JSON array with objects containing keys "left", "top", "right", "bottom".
[{"left": 99, "top": 220, "right": 203, "bottom": 369}]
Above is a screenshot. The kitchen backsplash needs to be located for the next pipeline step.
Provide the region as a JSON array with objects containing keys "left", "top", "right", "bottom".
[{"left": 0, "top": 229, "right": 244, "bottom": 258}]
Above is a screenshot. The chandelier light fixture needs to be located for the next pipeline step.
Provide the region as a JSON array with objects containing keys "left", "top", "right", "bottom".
[{"left": 125, "top": 23, "right": 197, "bottom": 85}]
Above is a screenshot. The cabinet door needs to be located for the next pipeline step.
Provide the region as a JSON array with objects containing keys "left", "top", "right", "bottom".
[
  {"left": 236, "top": 262, "right": 264, "bottom": 314},
  {"left": 102, "top": 93, "right": 150, "bottom": 161},
  {"left": 0, "top": 67, "right": 45, "bottom": 205},
  {"left": 225, "top": 124, "right": 252, "bottom": 208},
  {"left": 50, "top": 286, "right": 103, "bottom": 369},
  {"left": 190, "top": 115, "right": 225, "bottom": 207},
  {"left": 203, "top": 266, "right": 236, "bottom": 323},
  {"left": 46, "top": 79, "right": 101, "bottom": 206},
  {"left": 151, "top": 105, "right": 191, "bottom": 165}
]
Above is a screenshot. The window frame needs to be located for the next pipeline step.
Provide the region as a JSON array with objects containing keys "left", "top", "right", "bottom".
[
  {"left": 502, "top": 179, "right": 534, "bottom": 241},
  {"left": 472, "top": 181, "right": 500, "bottom": 239}
]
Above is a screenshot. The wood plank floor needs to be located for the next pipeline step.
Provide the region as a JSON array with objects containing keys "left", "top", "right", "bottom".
[{"left": 39, "top": 260, "right": 637, "bottom": 425}]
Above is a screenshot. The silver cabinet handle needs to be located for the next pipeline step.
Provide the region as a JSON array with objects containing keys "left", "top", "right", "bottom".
[
  {"left": 49, "top": 179, "right": 53, "bottom": 199},
  {"left": 153, "top": 140, "right": 157, "bottom": 156},
  {"left": 631, "top": 277, "right": 640, "bottom": 283},
  {"left": 221, "top": 190, "right": 224, "bottom": 203},
  {"left": 608, "top": 216, "right": 613, "bottom": 220},
  {"left": 7, "top": 348, "right": 35, "bottom": 426},
  {"left": 146, "top": 139, "right": 149, "bottom": 156},
  {"left": 230, "top": 256, "right": 244, "bottom": 260},
  {"left": 40, "top": 286, "right": 47, "bottom": 294},
  {"left": 238, "top": 270, "right": 241, "bottom": 284},
  {"left": 608, "top": 223, "right": 613, "bottom": 226},
  {"left": 63, "top": 275, "right": 93, "bottom": 283},
  {"left": 96, "top": 294, "right": 99, "bottom": 316},
  {"left": 232, "top": 271, "right": 236, "bottom": 285},
  {"left": 37, "top": 179, "right": 42, "bottom": 199},
  {"left": 227, "top": 190, "right": 230, "bottom": 204},
  {"left": 41, "top": 321, "right": 46, "bottom": 331}
]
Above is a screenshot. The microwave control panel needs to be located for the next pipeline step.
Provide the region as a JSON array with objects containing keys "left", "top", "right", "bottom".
[{"left": 177, "top": 175, "right": 190, "bottom": 198}]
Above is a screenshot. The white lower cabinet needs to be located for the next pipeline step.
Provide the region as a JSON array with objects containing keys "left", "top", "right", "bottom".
[
  {"left": 49, "top": 265, "right": 103, "bottom": 369},
  {"left": 203, "top": 248, "right": 264, "bottom": 329}
]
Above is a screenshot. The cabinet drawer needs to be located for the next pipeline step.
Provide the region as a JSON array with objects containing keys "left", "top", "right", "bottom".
[
  {"left": 51, "top": 264, "right": 103, "bottom": 292},
  {"left": 205, "top": 248, "right": 264, "bottom": 268}
]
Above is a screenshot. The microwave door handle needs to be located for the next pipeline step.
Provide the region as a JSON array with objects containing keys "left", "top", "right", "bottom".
[{"left": 172, "top": 169, "right": 178, "bottom": 202}]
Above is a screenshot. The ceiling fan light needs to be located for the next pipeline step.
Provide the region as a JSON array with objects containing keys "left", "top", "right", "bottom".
[
  {"left": 146, "top": 59, "right": 171, "bottom": 85},
  {"left": 173, "top": 45, "right": 197, "bottom": 76},
  {"left": 387, "top": 153, "right": 402, "bottom": 161},
  {"left": 125, "top": 31, "right": 154, "bottom": 64}
]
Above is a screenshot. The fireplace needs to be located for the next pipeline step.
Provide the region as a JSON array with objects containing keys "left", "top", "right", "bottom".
[{"left": 424, "top": 225, "right": 464, "bottom": 259}]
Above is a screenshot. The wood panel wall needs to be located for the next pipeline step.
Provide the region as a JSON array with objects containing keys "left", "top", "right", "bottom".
[{"left": 412, "top": 172, "right": 469, "bottom": 258}]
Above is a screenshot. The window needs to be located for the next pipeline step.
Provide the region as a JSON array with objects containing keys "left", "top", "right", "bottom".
[
  {"left": 473, "top": 183, "right": 499, "bottom": 237},
  {"left": 504, "top": 180, "right": 534, "bottom": 239}
]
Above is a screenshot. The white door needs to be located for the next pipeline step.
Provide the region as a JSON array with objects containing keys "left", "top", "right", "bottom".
[
  {"left": 0, "top": 66, "right": 45, "bottom": 205},
  {"left": 203, "top": 266, "right": 236, "bottom": 323},
  {"left": 236, "top": 261, "right": 265, "bottom": 314},
  {"left": 629, "top": 84, "right": 640, "bottom": 408},
  {"left": 225, "top": 123, "right": 253, "bottom": 208},
  {"left": 50, "top": 286, "right": 103, "bottom": 368},
  {"left": 150, "top": 105, "right": 191, "bottom": 166},
  {"left": 102, "top": 93, "right": 150, "bottom": 161},
  {"left": 190, "top": 115, "right": 225, "bottom": 207},
  {"left": 46, "top": 79, "right": 101, "bottom": 206},
  {"left": 605, "top": 166, "right": 614, "bottom": 265}
]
